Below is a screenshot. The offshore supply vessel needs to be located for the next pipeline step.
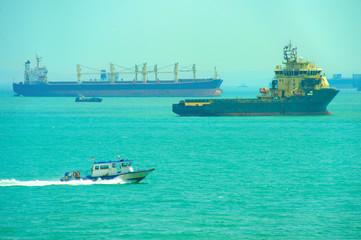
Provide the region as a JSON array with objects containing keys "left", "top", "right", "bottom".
[
  {"left": 173, "top": 42, "right": 339, "bottom": 116},
  {"left": 13, "top": 57, "right": 223, "bottom": 97}
]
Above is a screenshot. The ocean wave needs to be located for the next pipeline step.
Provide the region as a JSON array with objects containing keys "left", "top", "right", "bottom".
[{"left": 0, "top": 178, "right": 126, "bottom": 187}]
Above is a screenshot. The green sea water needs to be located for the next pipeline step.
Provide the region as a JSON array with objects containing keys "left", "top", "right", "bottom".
[{"left": 0, "top": 87, "right": 360, "bottom": 239}]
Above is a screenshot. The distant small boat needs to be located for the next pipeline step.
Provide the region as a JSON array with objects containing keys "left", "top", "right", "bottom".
[
  {"left": 75, "top": 96, "right": 102, "bottom": 102},
  {"left": 60, "top": 156, "right": 154, "bottom": 183},
  {"left": 238, "top": 82, "right": 248, "bottom": 88}
]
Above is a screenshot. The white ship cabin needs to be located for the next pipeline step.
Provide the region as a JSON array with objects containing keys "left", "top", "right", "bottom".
[
  {"left": 91, "top": 160, "right": 134, "bottom": 177},
  {"left": 24, "top": 57, "right": 48, "bottom": 84}
]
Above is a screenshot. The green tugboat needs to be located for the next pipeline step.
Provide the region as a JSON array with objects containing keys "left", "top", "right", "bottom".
[{"left": 173, "top": 42, "right": 339, "bottom": 116}]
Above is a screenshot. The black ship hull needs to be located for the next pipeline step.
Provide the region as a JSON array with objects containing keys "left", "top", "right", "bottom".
[
  {"left": 13, "top": 79, "right": 223, "bottom": 97},
  {"left": 173, "top": 88, "right": 339, "bottom": 116}
]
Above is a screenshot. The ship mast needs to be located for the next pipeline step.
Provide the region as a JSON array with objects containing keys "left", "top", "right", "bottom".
[
  {"left": 154, "top": 64, "right": 158, "bottom": 81},
  {"left": 142, "top": 63, "right": 147, "bottom": 83},
  {"left": 174, "top": 63, "right": 179, "bottom": 83},
  {"left": 135, "top": 65, "right": 139, "bottom": 81},
  {"left": 283, "top": 41, "right": 297, "bottom": 62},
  {"left": 110, "top": 63, "right": 115, "bottom": 83},
  {"left": 213, "top": 67, "right": 217, "bottom": 79},
  {"left": 76, "top": 64, "right": 82, "bottom": 83},
  {"left": 36, "top": 54, "right": 41, "bottom": 68}
]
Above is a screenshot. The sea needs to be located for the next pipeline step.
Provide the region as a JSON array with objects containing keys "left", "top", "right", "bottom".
[{"left": 0, "top": 87, "right": 360, "bottom": 239}]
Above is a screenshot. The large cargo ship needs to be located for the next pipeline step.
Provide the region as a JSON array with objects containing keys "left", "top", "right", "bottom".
[
  {"left": 173, "top": 42, "right": 339, "bottom": 116},
  {"left": 13, "top": 57, "right": 223, "bottom": 97},
  {"left": 327, "top": 73, "right": 361, "bottom": 89},
  {"left": 351, "top": 75, "right": 361, "bottom": 91}
]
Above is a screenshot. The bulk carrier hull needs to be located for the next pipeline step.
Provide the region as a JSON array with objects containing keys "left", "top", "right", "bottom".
[
  {"left": 13, "top": 79, "right": 223, "bottom": 97},
  {"left": 173, "top": 88, "right": 339, "bottom": 116}
]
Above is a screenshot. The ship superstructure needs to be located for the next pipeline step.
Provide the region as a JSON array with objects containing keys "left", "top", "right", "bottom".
[
  {"left": 173, "top": 42, "right": 339, "bottom": 116},
  {"left": 272, "top": 42, "right": 331, "bottom": 98},
  {"left": 13, "top": 58, "right": 223, "bottom": 97},
  {"left": 24, "top": 55, "right": 48, "bottom": 84}
]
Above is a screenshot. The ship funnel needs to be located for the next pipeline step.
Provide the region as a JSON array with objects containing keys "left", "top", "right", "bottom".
[
  {"left": 24, "top": 60, "right": 31, "bottom": 84},
  {"left": 25, "top": 60, "right": 30, "bottom": 71}
]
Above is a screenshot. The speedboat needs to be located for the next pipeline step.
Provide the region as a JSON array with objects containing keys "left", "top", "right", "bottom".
[
  {"left": 60, "top": 157, "right": 154, "bottom": 183},
  {"left": 75, "top": 96, "right": 102, "bottom": 102}
]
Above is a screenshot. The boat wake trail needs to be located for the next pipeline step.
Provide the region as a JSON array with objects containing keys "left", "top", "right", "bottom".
[{"left": 0, "top": 178, "right": 126, "bottom": 187}]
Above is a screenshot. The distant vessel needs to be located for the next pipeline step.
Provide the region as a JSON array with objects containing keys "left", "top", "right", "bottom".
[
  {"left": 328, "top": 74, "right": 360, "bottom": 89},
  {"left": 60, "top": 157, "right": 154, "bottom": 183},
  {"left": 13, "top": 56, "right": 223, "bottom": 97},
  {"left": 75, "top": 96, "right": 102, "bottom": 102},
  {"left": 238, "top": 82, "right": 248, "bottom": 88},
  {"left": 351, "top": 74, "right": 361, "bottom": 91},
  {"left": 173, "top": 42, "right": 339, "bottom": 116}
]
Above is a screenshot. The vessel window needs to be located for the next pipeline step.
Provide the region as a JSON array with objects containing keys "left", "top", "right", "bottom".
[
  {"left": 100, "top": 165, "right": 109, "bottom": 169},
  {"left": 122, "top": 163, "right": 128, "bottom": 167},
  {"left": 112, "top": 163, "right": 116, "bottom": 168},
  {"left": 279, "top": 71, "right": 283, "bottom": 74},
  {"left": 95, "top": 166, "right": 99, "bottom": 170}
]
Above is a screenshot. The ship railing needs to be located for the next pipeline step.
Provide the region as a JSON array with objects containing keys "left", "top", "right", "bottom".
[{"left": 185, "top": 99, "right": 211, "bottom": 102}]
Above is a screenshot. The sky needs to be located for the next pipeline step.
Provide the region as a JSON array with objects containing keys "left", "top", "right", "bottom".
[{"left": 0, "top": 0, "right": 360, "bottom": 88}]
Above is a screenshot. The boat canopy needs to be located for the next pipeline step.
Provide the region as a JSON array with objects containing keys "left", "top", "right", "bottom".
[{"left": 93, "top": 159, "right": 133, "bottom": 164}]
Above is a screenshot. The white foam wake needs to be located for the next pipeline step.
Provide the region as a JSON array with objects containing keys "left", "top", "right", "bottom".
[{"left": 0, "top": 178, "right": 126, "bottom": 187}]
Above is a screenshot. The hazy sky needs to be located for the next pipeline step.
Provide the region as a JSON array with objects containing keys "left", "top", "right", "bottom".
[{"left": 0, "top": 0, "right": 360, "bottom": 86}]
